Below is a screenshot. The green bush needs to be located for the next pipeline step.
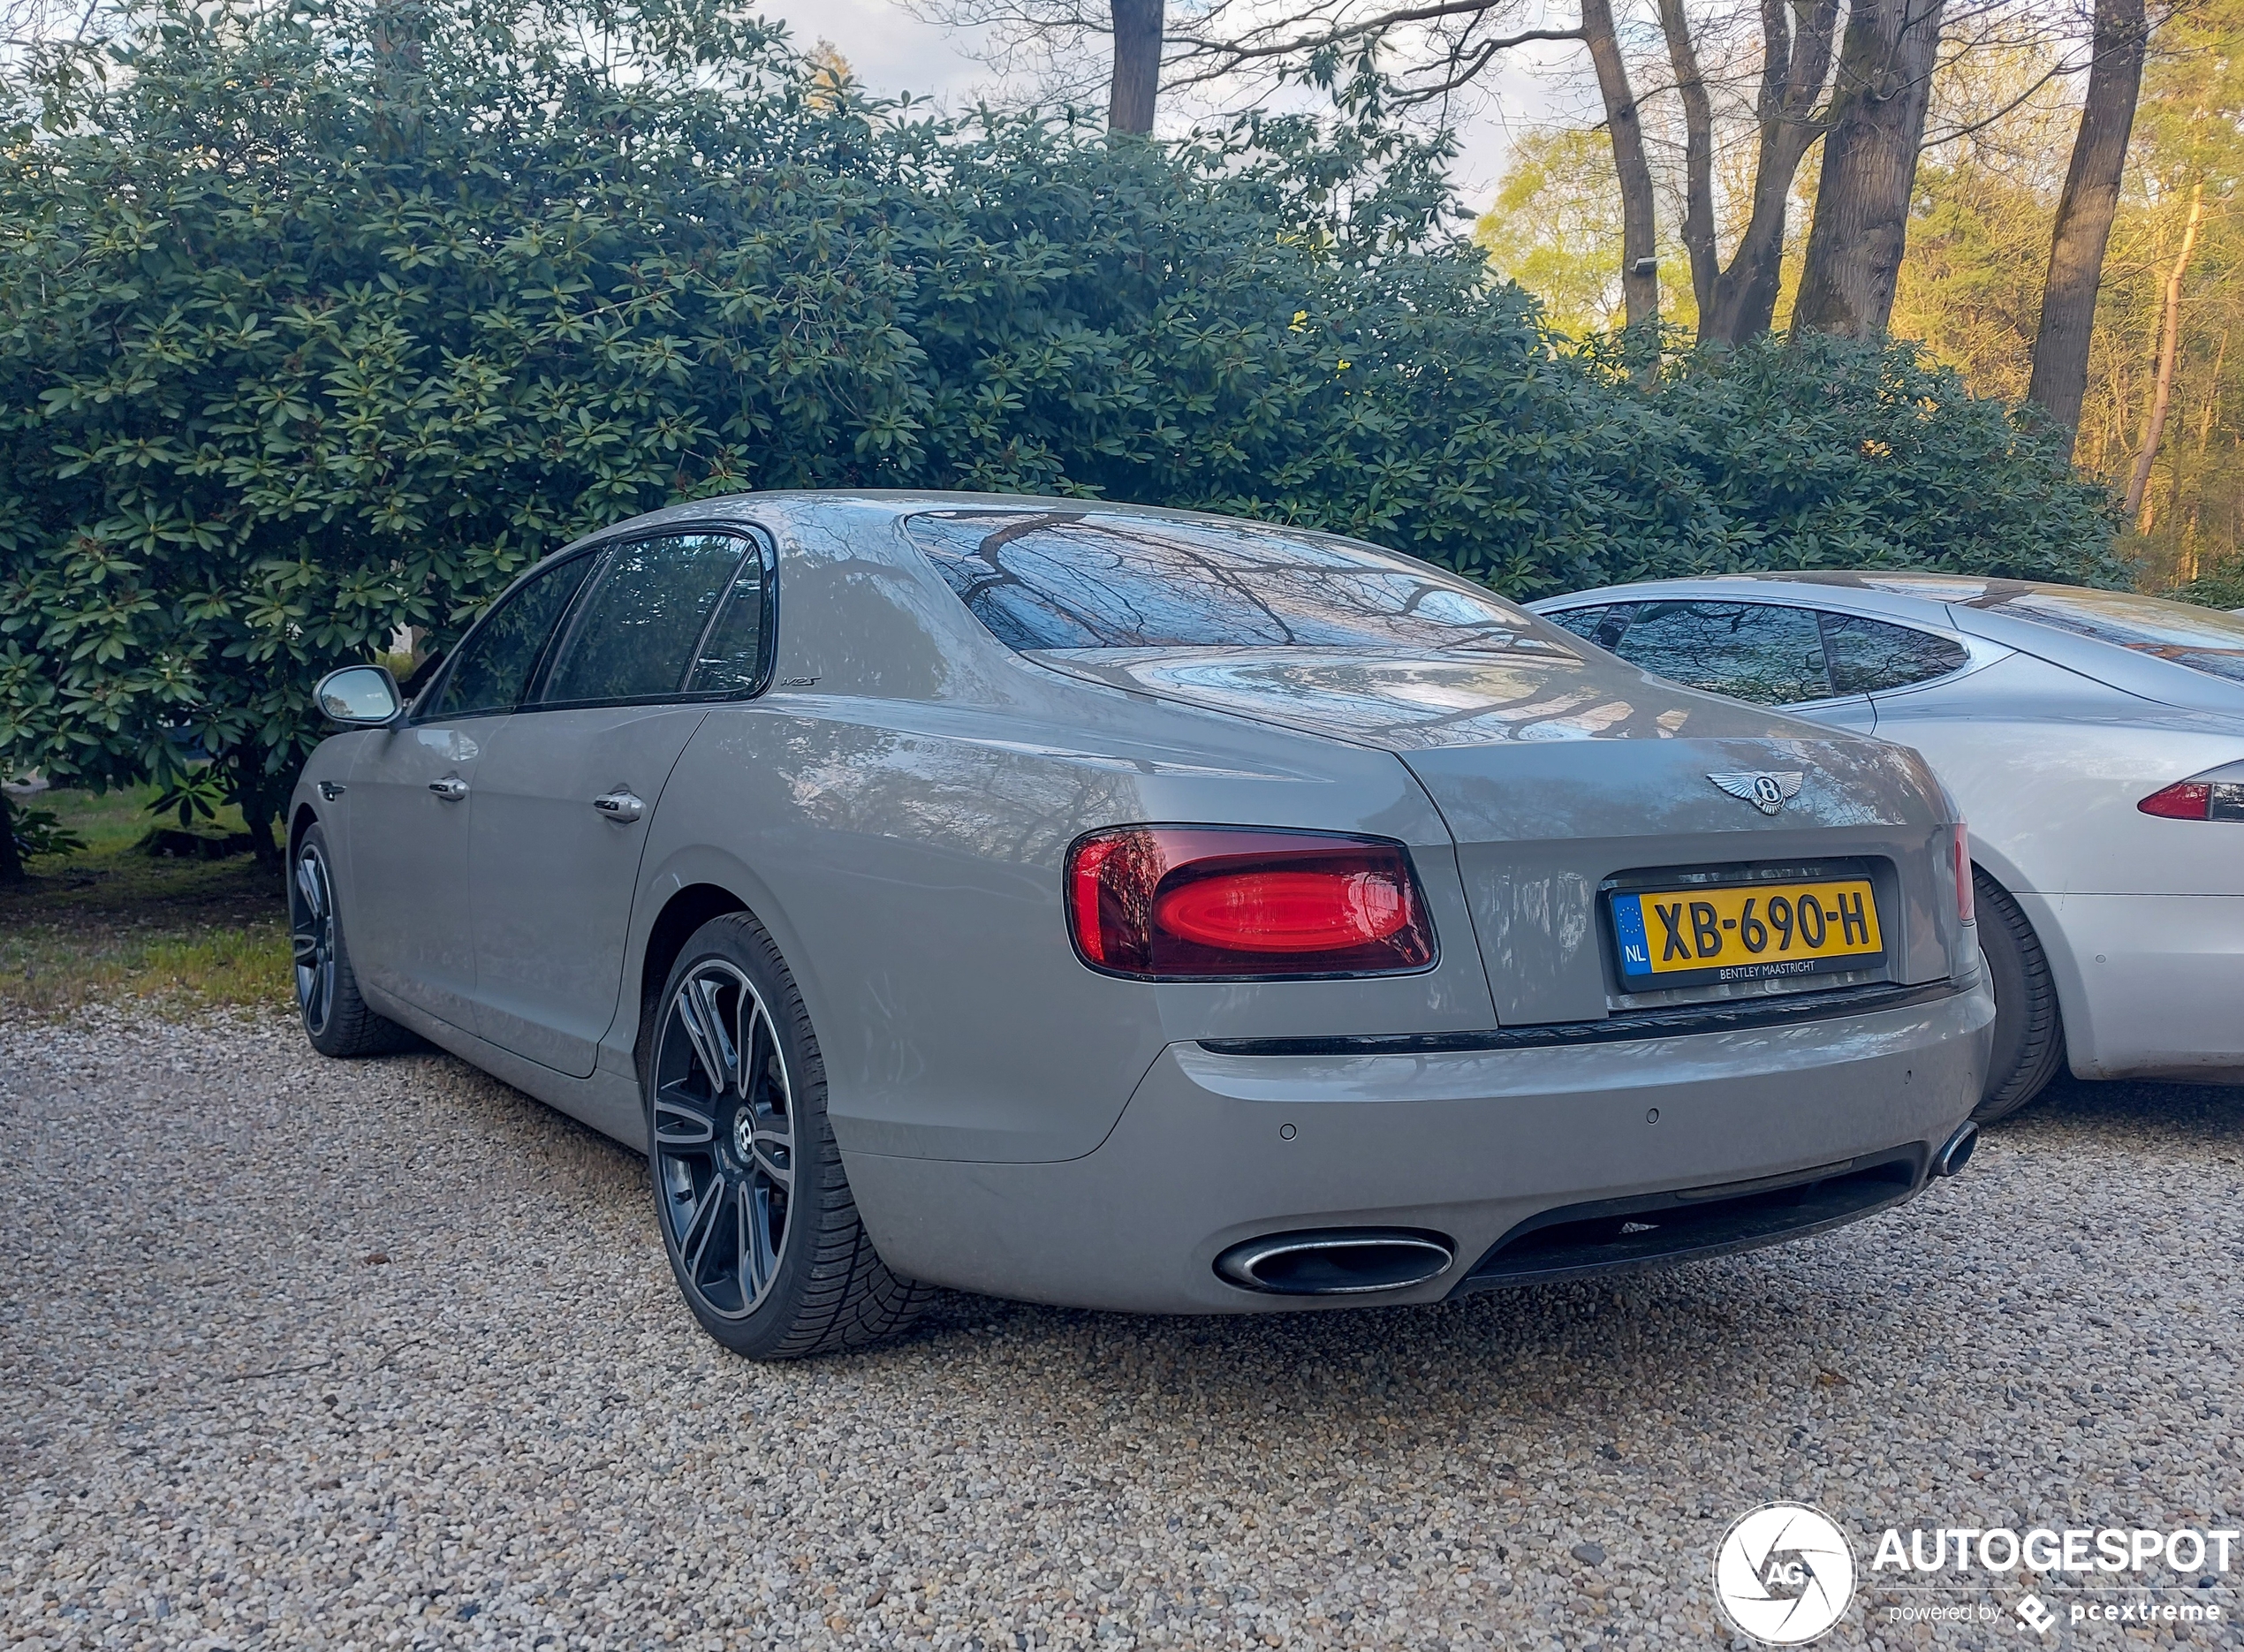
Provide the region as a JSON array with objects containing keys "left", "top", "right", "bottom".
[
  {"left": 1641, "top": 330, "right": 2126, "bottom": 584},
  {"left": 2172, "top": 558, "right": 2244, "bottom": 610},
  {"left": 0, "top": 0, "right": 2123, "bottom": 828}
]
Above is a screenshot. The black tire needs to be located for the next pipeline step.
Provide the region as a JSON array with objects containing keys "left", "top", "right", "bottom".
[
  {"left": 643, "top": 913, "right": 932, "bottom": 1360},
  {"left": 291, "top": 823, "right": 418, "bottom": 1057},
  {"left": 1971, "top": 869, "right": 2067, "bottom": 1123}
]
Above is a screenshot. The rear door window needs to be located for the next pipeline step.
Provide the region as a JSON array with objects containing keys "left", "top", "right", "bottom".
[
  {"left": 1546, "top": 606, "right": 1607, "bottom": 641},
  {"left": 685, "top": 548, "right": 774, "bottom": 695},
  {"left": 1607, "top": 602, "right": 1831, "bottom": 705},
  {"left": 1817, "top": 613, "right": 1968, "bottom": 694},
  {"left": 1546, "top": 603, "right": 1635, "bottom": 650},
  {"left": 536, "top": 534, "right": 751, "bottom": 706},
  {"left": 903, "top": 509, "right": 1554, "bottom": 655},
  {"left": 425, "top": 554, "right": 597, "bottom": 720}
]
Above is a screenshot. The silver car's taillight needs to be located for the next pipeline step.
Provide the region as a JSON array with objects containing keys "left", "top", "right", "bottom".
[
  {"left": 2138, "top": 781, "right": 2244, "bottom": 822},
  {"left": 1953, "top": 823, "right": 1975, "bottom": 924},
  {"left": 1065, "top": 825, "right": 1437, "bottom": 981}
]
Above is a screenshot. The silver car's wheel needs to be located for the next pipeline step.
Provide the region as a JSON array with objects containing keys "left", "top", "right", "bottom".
[
  {"left": 290, "top": 823, "right": 416, "bottom": 1058},
  {"left": 292, "top": 842, "right": 339, "bottom": 1037},
  {"left": 644, "top": 913, "right": 933, "bottom": 1358},
  {"left": 652, "top": 959, "right": 796, "bottom": 1319}
]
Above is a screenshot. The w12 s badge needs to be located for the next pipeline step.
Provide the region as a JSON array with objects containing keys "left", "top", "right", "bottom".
[{"left": 1714, "top": 1503, "right": 1858, "bottom": 1645}]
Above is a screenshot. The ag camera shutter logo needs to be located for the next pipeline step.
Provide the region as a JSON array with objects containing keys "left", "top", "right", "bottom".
[{"left": 1714, "top": 1503, "right": 1857, "bottom": 1644}]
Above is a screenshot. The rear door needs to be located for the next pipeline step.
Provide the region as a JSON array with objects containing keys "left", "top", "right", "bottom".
[
  {"left": 342, "top": 554, "right": 595, "bottom": 1028},
  {"left": 468, "top": 531, "right": 773, "bottom": 1075}
]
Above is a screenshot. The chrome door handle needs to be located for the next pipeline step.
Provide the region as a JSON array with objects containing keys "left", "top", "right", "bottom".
[
  {"left": 593, "top": 789, "right": 645, "bottom": 823},
  {"left": 428, "top": 776, "right": 469, "bottom": 801}
]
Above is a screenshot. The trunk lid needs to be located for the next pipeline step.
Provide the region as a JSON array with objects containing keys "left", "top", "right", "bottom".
[{"left": 1031, "top": 646, "right": 1963, "bottom": 1024}]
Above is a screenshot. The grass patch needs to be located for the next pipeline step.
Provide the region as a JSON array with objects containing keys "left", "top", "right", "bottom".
[{"left": 3, "top": 784, "right": 291, "bottom": 1016}]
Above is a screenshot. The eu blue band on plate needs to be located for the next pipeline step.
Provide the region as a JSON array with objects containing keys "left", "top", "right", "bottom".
[{"left": 1612, "top": 895, "right": 1653, "bottom": 979}]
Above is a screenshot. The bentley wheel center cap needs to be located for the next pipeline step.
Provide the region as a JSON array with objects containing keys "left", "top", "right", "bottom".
[{"left": 732, "top": 1109, "right": 755, "bottom": 1162}]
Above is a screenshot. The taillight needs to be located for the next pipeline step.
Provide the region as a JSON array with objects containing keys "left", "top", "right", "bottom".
[
  {"left": 1953, "top": 823, "right": 1975, "bottom": 925},
  {"left": 2139, "top": 780, "right": 2244, "bottom": 822},
  {"left": 1065, "top": 826, "right": 1437, "bottom": 980}
]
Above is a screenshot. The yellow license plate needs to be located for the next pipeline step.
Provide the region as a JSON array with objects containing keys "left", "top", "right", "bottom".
[{"left": 1611, "top": 878, "right": 1883, "bottom": 987}]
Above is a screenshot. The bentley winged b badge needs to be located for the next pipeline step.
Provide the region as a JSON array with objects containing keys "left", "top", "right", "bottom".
[{"left": 1708, "top": 771, "right": 1805, "bottom": 815}]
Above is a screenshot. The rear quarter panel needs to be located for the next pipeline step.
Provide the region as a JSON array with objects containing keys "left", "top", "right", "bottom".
[
  {"left": 1870, "top": 652, "right": 2244, "bottom": 899},
  {"left": 632, "top": 691, "right": 1492, "bottom": 1163}
]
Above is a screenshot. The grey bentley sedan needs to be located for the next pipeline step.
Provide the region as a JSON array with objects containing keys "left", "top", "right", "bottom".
[{"left": 294, "top": 493, "right": 1992, "bottom": 1358}]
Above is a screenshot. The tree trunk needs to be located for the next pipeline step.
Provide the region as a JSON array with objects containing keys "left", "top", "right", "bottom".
[
  {"left": 1793, "top": 0, "right": 1946, "bottom": 338},
  {"left": 2185, "top": 329, "right": 2228, "bottom": 573},
  {"left": 2126, "top": 183, "right": 2206, "bottom": 528},
  {"left": 0, "top": 791, "right": 25, "bottom": 887},
  {"left": 1581, "top": 0, "right": 1660, "bottom": 333},
  {"left": 1108, "top": 0, "right": 1164, "bottom": 135},
  {"left": 1697, "top": 0, "right": 1843, "bottom": 345},
  {"left": 1658, "top": 0, "right": 1718, "bottom": 320},
  {"left": 224, "top": 755, "right": 291, "bottom": 878},
  {"left": 2026, "top": 0, "right": 2148, "bottom": 457}
]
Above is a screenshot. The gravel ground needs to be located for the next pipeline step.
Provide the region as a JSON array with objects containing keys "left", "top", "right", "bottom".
[{"left": 3, "top": 1008, "right": 2240, "bottom": 1652}]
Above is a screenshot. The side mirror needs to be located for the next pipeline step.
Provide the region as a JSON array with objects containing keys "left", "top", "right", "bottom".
[{"left": 315, "top": 664, "right": 403, "bottom": 727}]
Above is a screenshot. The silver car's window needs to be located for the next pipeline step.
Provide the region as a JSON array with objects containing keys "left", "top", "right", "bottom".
[
  {"left": 1608, "top": 602, "right": 1829, "bottom": 705},
  {"left": 686, "top": 551, "right": 771, "bottom": 695},
  {"left": 1546, "top": 605, "right": 1607, "bottom": 641},
  {"left": 427, "top": 554, "right": 597, "bottom": 720},
  {"left": 1818, "top": 613, "right": 1968, "bottom": 694},
  {"left": 539, "top": 534, "right": 748, "bottom": 706},
  {"left": 905, "top": 510, "right": 1550, "bottom": 655},
  {"left": 1548, "top": 603, "right": 1634, "bottom": 650},
  {"left": 1972, "top": 587, "right": 2244, "bottom": 685}
]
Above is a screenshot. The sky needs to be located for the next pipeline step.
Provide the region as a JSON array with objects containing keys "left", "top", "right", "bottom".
[{"left": 748, "top": 0, "right": 1572, "bottom": 206}]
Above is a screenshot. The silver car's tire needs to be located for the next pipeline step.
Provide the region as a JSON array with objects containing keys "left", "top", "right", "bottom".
[
  {"left": 645, "top": 913, "right": 932, "bottom": 1360},
  {"left": 291, "top": 824, "right": 417, "bottom": 1058},
  {"left": 1970, "top": 870, "right": 2066, "bottom": 1123}
]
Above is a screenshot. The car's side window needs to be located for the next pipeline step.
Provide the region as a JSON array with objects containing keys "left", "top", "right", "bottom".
[
  {"left": 424, "top": 554, "right": 598, "bottom": 721},
  {"left": 686, "top": 540, "right": 774, "bottom": 695},
  {"left": 536, "top": 534, "right": 750, "bottom": 707},
  {"left": 1548, "top": 603, "right": 1635, "bottom": 650},
  {"left": 1546, "top": 605, "right": 1607, "bottom": 641},
  {"left": 1608, "top": 602, "right": 1830, "bottom": 705},
  {"left": 1818, "top": 612, "right": 1969, "bottom": 694}
]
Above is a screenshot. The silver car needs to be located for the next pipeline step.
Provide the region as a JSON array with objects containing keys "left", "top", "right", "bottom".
[
  {"left": 1531, "top": 574, "right": 2244, "bottom": 1118},
  {"left": 294, "top": 494, "right": 1990, "bottom": 1358}
]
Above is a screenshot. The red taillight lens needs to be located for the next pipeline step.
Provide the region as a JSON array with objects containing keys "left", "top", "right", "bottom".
[
  {"left": 1065, "top": 826, "right": 1437, "bottom": 979},
  {"left": 1953, "top": 823, "right": 1975, "bottom": 925},
  {"left": 2138, "top": 780, "right": 2244, "bottom": 822},
  {"left": 2140, "top": 782, "right": 2212, "bottom": 820}
]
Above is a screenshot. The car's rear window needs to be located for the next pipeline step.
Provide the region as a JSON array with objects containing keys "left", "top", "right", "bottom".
[
  {"left": 1982, "top": 588, "right": 2244, "bottom": 685},
  {"left": 904, "top": 509, "right": 1551, "bottom": 655}
]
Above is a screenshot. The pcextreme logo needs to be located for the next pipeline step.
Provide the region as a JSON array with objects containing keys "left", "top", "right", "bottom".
[{"left": 1714, "top": 1503, "right": 1858, "bottom": 1645}]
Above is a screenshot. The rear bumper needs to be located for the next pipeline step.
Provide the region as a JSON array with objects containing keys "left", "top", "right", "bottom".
[
  {"left": 2022, "top": 892, "right": 2244, "bottom": 1081},
  {"left": 845, "top": 976, "right": 1995, "bottom": 1314}
]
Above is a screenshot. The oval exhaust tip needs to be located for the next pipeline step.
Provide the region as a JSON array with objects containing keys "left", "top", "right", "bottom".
[
  {"left": 1934, "top": 1121, "right": 1978, "bottom": 1178},
  {"left": 1216, "top": 1229, "right": 1455, "bottom": 1295}
]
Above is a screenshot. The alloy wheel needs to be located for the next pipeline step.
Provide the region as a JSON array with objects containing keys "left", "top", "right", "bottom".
[
  {"left": 652, "top": 959, "right": 796, "bottom": 1318},
  {"left": 291, "top": 843, "right": 338, "bottom": 1037}
]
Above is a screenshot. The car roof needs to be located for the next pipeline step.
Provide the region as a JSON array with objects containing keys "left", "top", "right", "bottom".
[
  {"left": 1525, "top": 572, "right": 1975, "bottom": 626},
  {"left": 560, "top": 489, "right": 1316, "bottom": 555}
]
